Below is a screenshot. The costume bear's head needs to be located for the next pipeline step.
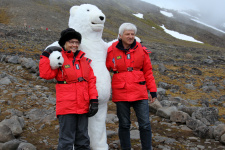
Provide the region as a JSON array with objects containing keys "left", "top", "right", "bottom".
[
  {"left": 49, "top": 51, "right": 64, "bottom": 70},
  {"left": 68, "top": 4, "right": 105, "bottom": 37}
]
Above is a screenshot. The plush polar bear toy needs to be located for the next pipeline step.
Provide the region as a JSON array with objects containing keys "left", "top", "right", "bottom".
[
  {"left": 49, "top": 51, "right": 64, "bottom": 70},
  {"left": 46, "top": 4, "right": 111, "bottom": 150}
]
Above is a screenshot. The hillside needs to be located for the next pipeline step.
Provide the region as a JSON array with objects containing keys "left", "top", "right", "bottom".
[
  {"left": 1, "top": 0, "right": 225, "bottom": 62},
  {"left": 0, "top": 0, "right": 225, "bottom": 149}
]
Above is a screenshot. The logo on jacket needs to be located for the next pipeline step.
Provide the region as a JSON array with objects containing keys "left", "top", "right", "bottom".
[
  {"left": 64, "top": 64, "right": 71, "bottom": 68},
  {"left": 116, "top": 55, "right": 122, "bottom": 60}
]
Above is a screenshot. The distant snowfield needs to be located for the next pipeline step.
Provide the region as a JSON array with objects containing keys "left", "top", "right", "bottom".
[
  {"left": 141, "top": 0, "right": 225, "bottom": 35},
  {"left": 160, "top": 11, "right": 173, "bottom": 17},
  {"left": 133, "top": 13, "right": 143, "bottom": 19},
  {"left": 191, "top": 19, "right": 225, "bottom": 34},
  {"left": 158, "top": 11, "right": 202, "bottom": 43},
  {"left": 178, "top": 12, "right": 225, "bottom": 34},
  {"left": 179, "top": 11, "right": 199, "bottom": 20},
  {"left": 159, "top": 10, "right": 225, "bottom": 35},
  {"left": 133, "top": 11, "right": 203, "bottom": 43},
  {"left": 160, "top": 25, "right": 203, "bottom": 43}
]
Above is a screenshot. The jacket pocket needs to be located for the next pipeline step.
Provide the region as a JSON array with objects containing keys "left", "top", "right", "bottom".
[
  {"left": 112, "top": 82, "right": 125, "bottom": 89},
  {"left": 56, "top": 84, "right": 76, "bottom": 102},
  {"left": 112, "top": 82, "right": 126, "bottom": 101}
]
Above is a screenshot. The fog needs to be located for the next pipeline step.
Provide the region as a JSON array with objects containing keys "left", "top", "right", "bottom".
[{"left": 141, "top": 0, "right": 225, "bottom": 27}]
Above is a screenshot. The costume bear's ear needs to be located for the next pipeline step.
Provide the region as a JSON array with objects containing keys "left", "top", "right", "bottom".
[{"left": 70, "top": 6, "right": 79, "bottom": 17}]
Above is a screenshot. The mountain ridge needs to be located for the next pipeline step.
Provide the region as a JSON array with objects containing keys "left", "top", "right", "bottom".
[{"left": 1, "top": 0, "right": 225, "bottom": 49}]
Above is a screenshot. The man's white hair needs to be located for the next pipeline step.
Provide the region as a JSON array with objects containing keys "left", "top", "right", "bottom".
[{"left": 118, "top": 23, "right": 137, "bottom": 36}]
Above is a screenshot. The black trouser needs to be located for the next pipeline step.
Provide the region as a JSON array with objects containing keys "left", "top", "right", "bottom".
[{"left": 57, "top": 114, "right": 90, "bottom": 150}]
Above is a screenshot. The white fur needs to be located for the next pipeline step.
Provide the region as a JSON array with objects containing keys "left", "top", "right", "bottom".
[
  {"left": 47, "top": 4, "right": 111, "bottom": 150},
  {"left": 135, "top": 36, "right": 141, "bottom": 43},
  {"left": 49, "top": 51, "right": 64, "bottom": 70}
]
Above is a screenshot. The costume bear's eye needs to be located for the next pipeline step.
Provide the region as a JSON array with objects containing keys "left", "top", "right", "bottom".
[{"left": 87, "top": 9, "right": 90, "bottom": 11}]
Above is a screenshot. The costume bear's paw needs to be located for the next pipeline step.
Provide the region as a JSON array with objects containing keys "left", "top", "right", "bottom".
[{"left": 49, "top": 51, "right": 64, "bottom": 70}]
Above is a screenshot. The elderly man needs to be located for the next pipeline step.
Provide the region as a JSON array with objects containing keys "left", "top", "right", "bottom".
[{"left": 106, "top": 23, "right": 157, "bottom": 150}]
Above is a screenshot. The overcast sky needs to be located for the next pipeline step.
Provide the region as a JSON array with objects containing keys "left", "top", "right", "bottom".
[{"left": 141, "top": 0, "right": 225, "bottom": 26}]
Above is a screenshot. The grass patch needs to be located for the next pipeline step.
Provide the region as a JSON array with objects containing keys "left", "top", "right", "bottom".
[{"left": 0, "top": 8, "right": 10, "bottom": 24}]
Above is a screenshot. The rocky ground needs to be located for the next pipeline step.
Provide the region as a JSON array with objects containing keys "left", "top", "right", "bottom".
[{"left": 0, "top": 24, "right": 225, "bottom": 150}]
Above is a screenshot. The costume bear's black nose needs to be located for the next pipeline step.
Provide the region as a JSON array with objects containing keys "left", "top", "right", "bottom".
[{"left": 99, "top": 16, "right": 104, "bottom": 21}]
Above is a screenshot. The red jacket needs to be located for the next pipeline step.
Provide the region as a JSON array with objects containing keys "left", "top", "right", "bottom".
[
  {"left": 106, "top": 40, "right": 157, "bottom": 102},
  {"left": 39, "top": 49, "right": 98, "bottom": 116}
]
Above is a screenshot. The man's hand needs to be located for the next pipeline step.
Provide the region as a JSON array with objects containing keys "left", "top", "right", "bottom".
[{"left": 148, "top": 95, "right": 156, "bottom": 103}]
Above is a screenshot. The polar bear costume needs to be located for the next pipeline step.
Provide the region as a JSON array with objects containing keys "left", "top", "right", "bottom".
[
  {"left": 49, "top": 51, "right": 64, "bottom": 70},
  {"left": 47, "top": 4, "right": 111, "bottom": 150}
]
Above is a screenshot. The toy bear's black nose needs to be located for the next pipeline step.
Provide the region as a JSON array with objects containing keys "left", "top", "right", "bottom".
[
  {"left": 99, "top": 16, "right": 104, "bottom": 21},
  {"left": 58, "top": 63, "right": 62, "bottom": 65}
]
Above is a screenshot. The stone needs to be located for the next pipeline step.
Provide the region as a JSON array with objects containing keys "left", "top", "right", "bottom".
[
  {"left": 186, "top": 117, "right": 205, "bottom": 130},
  {"left": 1, "top": 116, "right": 24, "bottom": 136},
  {"left": 170, "top": 111, "right": 190, "bottom": 123},
  {"left": 156, "top": 106, "right": 177, "bottom": 119},
  {"left": 214, "top": 124, "right": 225, "bottom": 141},
  {"left": 0, "top": 124, "right": 15, "bottom": 143},
  {"left": 149, "top": 99, "right": 162, "bottom": 113},
  {"left": 17, "top": 142, "right": 37, "bottom": 150}
]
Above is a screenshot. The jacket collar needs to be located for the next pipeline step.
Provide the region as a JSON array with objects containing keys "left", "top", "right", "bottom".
[
  {"left": 63, "top": 49, "right": 85, "bottom": 60},
  {"left": 116, "top": 39, "right": 137, "bottom": 51}
]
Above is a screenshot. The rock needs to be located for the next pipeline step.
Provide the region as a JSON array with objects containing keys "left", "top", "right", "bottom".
[
  {"left": 192, "top": 107, "right": 218, "bottom": 125},
  {"left": 186, "top": 117, "right": 205, "bottom": 130},
  {"left": 214, "top": 124, "right": 225, "bottom": 141},
  {"left": 207, "top": 126, "right": 215, "bottom": 139},
  {"left": 202, "top": 85, "right": 219, "bottom": 93},
  {"left": 156, "top": 88, "right": 167, "bottom": 101},
  {"left": 0, "top": 124, "right": 15, "bottom": 143},
  {"left": 0, "top": 77, "right": 11, "bottom": 85},
  {"left": 158, "top": 82, "right": 171, "bottom": 89},
  {"left": 178, "top": 106, "right": 199, "bottom": 116},
  {"left": 2, "top": 139, "right": 21, "bottom": 150},
  {"left": 1, "top": 116, "right": 25, "bottom": 136},
  {"left": 179, "top": 125, "right": 192, "bottom": 131},
  {"left": 0, "top": 55, "right": 7, "bottom": 62},
  {"left": 106, "top": 114, "right": 118, "bottom": 124},
  {"left": 130, "top": 130, "right": 140, "bottom": 140},
  {"left": 156, "top": 106, "right": 177, "bottom": 119},
  {"left": 7, "top": 55, "right": 20, "bottom": 64},
  {"left": 149, "top": 99, "right": 162, "bottom": 113},
  {"left": 218, "top": 95, "right": 225, "bottom": 102},
  {"left": 160, "top": 100, "right": 172, "bottom": 107},
  {"left": 17, "top": 142, "right": 37, "bottom": 150},
  {"left": 158, "top": 63, "right": 166, "bottom": 73},
  {"left": 5, "top": 108, "right": 23, "bottom": 117},
  {"left": 25, "top": 108, "right": 56, "bottom": 124},
  {"left": 184, "top": 84, "right": 196, "bottom": 90},
  {"left": 203, "top": 56, "right": 214, "bottom": 64},
  {"left": 220, "top": 133, "right": 225, "bottom": 144},
  {"left": 194, "top": 125, "right": 210, "bottom": 138},
  {"left": 21, "top": 58, "right": 37, "bottom": 69},
  {"left": 170, "top": 111, "right": 190, "bottom": 123},
  {"left": 190, "top": 68, "right": 202, "bottom": 75},
  {"left": 106, "top": 130, "right": 117, "bottom": 137}
]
